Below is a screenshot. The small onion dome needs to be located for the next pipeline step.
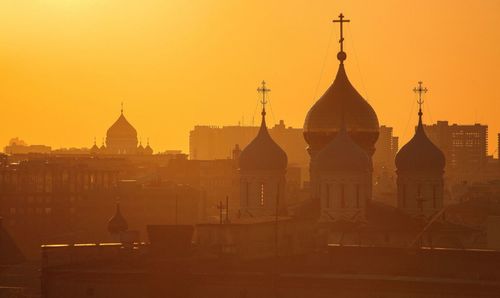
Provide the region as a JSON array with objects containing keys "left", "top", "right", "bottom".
[
  {"left": 239, "top": 111, "right": 287, "bottom": 171},
  {"left": 90, "top": 139, "right": 99, "bottom": 155},
  {"left": 107, "top": 203, "right": 128, "bottom": 234},
  {"left": 396, "top": 115, "right": 445, "bottom": 173},
  {"left": 106, "top": 111, "right": 137, "bottom": 139},
  {"left": 144, "top": 140, "right": 153, "bottom": 155},
  {"left": 304, "top": 63, "right": 379, "bottom": 137},
  {"left": 313, "top": 125, "right": 370, "bottom": 172},
  {"left": 99, "top": 140, "right": 106, "bottom": 153},
  {"left": 136, "top": 141, "right": 145, "bottom": 155}
]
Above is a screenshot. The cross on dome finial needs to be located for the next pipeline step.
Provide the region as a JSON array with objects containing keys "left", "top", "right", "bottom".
[
  {"left": 333, "top": 13, "right": 350, "bottom": 63},
  {"left": 257, "top": 80, "right": 271, "bottom": 116},
  {"left": 413, "top": 81, "right": 428, "bottom": 123}
]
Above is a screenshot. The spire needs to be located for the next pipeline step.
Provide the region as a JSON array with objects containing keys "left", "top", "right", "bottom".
[
  {"left": 108, "top": 202, "right": 128, "bottom": 235},
  {"left": 93, "top": 137, "right": 97, "bottom": 146},
  {"left": 257, "top": 80, "right": 271, "bottom": 127},
  {"left": 413, "top": 81, "right": 428, "bottom": 128},
  {"left": 333, "top": 13, "right": 350, "bottom": 64},
  {"left": 239, "top": 81, "right": 287, "bottom": 171},
  {"left": 121, "top": 102, "right": 124, "bottom": 115}
]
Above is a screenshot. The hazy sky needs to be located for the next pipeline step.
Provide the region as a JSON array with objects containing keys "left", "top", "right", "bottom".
[{"left": 1, "top": 0, "right": 499, "bottom": 155}]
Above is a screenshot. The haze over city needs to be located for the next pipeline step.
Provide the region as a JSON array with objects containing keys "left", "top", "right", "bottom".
[
  {"left": 2, "top": 2, "right": 500, "bottom": 298},
  {"left": 1, "top": 0, "right": 500, "bottom": 154}
]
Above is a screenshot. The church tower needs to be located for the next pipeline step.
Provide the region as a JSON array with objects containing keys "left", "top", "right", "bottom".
[
  {"left": 305, "top": 14, "right": 379, "bottom": 202},
  {"left": 313, "top": 119, "right": 372, "bottom": 222},
  {"left": 239, "top": 82, "right": 288, "bottom": 217},
  {"left": 395, "top": 82, "right": 445, "bottom": 218}
]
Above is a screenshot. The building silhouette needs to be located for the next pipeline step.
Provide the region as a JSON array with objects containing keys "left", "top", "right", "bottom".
[
  {"left": 7, "top": 12, "right": 500, "bottom": 298},
  {"left": 373, "top": 125, "right": 399, "bottom": 171},
  {"left": 422, "top": 121, "right": 487, "bottom": 180}
]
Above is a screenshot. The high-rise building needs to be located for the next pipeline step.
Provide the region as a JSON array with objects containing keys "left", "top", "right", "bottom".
[
  {"left": 189, "top": 120, "right": 308, "bottom": 183},
  {"left": 373, "top": 125, "right": 399, "bottom": 171},
  {"left": 422, "top": 121, "right": 487, "bottom": 178}
]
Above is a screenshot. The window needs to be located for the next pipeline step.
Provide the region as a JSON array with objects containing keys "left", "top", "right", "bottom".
[
  {"left": 326, "top": 184, "right": 330, "bottom": 208},
  {"left": 356, "top": 184, "right": 360, "bottom": 208},
  {"left": 433, "top": 185, "right": 437, "bottom": 208},
  {"left": 402, "top": 184, "right": 406, "bottom": 207},
  {"left": 245, "top": 181, "right": 249, "bottom": 207},
  {"left": 340, "top": 184, "right": 345, "bottom": 208},
  {"left": 260, "top": 183, "right": 264, "bottom": 206}
]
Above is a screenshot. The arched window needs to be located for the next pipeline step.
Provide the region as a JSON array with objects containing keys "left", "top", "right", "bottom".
[
  {"left": 326, "top": 184, "right": 330, "bottom": 208},
  {"left": 340, "top": 184, "right": 345, "bottom": 208},
  {"left": 402, "top": 184, "right": 406, "bottom": 207},
  {"left": 356, "top": 184, "right": 360, "bottom": 208},
  {"left": 260, "top": 183, "right": 265, "bottom": 206},
  {"left": 245, "top": 181, "right": 249, "bottom": 206},
  {"left": 432, "top": 185, "right": 437, "bottom": 208}
]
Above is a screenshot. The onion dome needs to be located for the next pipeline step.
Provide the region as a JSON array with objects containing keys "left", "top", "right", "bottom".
[
  {"left": 106, "top": 109, "right": 137, "bottom": 140},
  {"left": 90, "top": 138, "right": 99, "bottom": 155},
  {"left": 107, "top": 203, "right": 128, "bottom": 234},
  {"left": 395, "top": 84, "right": 445, "bottom": 173},
  {"left": 239, "top": 82, "right": 287, "bottom": 172},
  {"left": 137, "top": 140, "right": 145, "bottom": 155},
  {"left": 99, "top": 138, "right": 107, "bottom": 153},
  {"left": 144, "top": 139, "right": 153, "bottom": 155},
  {"left": 304, "top": 64, "right": 379, "bottom": 135},
  {"left": 313, "top": 120, "right": 370, "bottom": 172},
  {"left": 304, "top": 14, "right": 378, "bottom": 155}
]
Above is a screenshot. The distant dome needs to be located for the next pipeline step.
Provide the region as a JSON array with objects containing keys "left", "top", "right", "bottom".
[
  {"left": 144, "top": 142, "right": 153, "bottom": 155},
  {"left": 107, "top": 203, "right": 128, "bottom": 234},
  {"left": 107, "top": 112, "right": 137, "bottom": 139},
  {"left": 90, "top": 139, "right": 99, "bottom": 155},
  {"left": 239, "top": 112, "right": 287, "bottom": 171},
  {"left": 137, "top": 142, "right": 145, "bottom": 155},
  {"left": 396, "top": 117, "right": 445, "bottom": 173},
  {"left": 313, "top": 126, "right": 371, "bottom": 172}
]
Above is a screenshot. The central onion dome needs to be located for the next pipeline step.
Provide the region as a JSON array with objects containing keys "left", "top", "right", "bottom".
[
  {"left": 396, "top": 111, "right": 445, "bottom": 173},
  {"left": 313, "top": 124, "right": 371, "bottom": 172},
  {"left": 304, "top": 16, "right": 379, "bottom": 157},
  {"left": 304, "top": 63, "right": 379, "bottom": 156},
  {"left": 239, "top": 106, "right": 287, "bottom": 172},
  {"left": 106, "top": 111, "right": 137, "bottom": 140},
  {"left": 105, "top": 106, "right": 138, "bottom": 154}
]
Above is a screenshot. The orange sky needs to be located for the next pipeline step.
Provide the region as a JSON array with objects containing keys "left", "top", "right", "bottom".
[{"left": 1, "top": 1, "right": 500, "bottom": 155}]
